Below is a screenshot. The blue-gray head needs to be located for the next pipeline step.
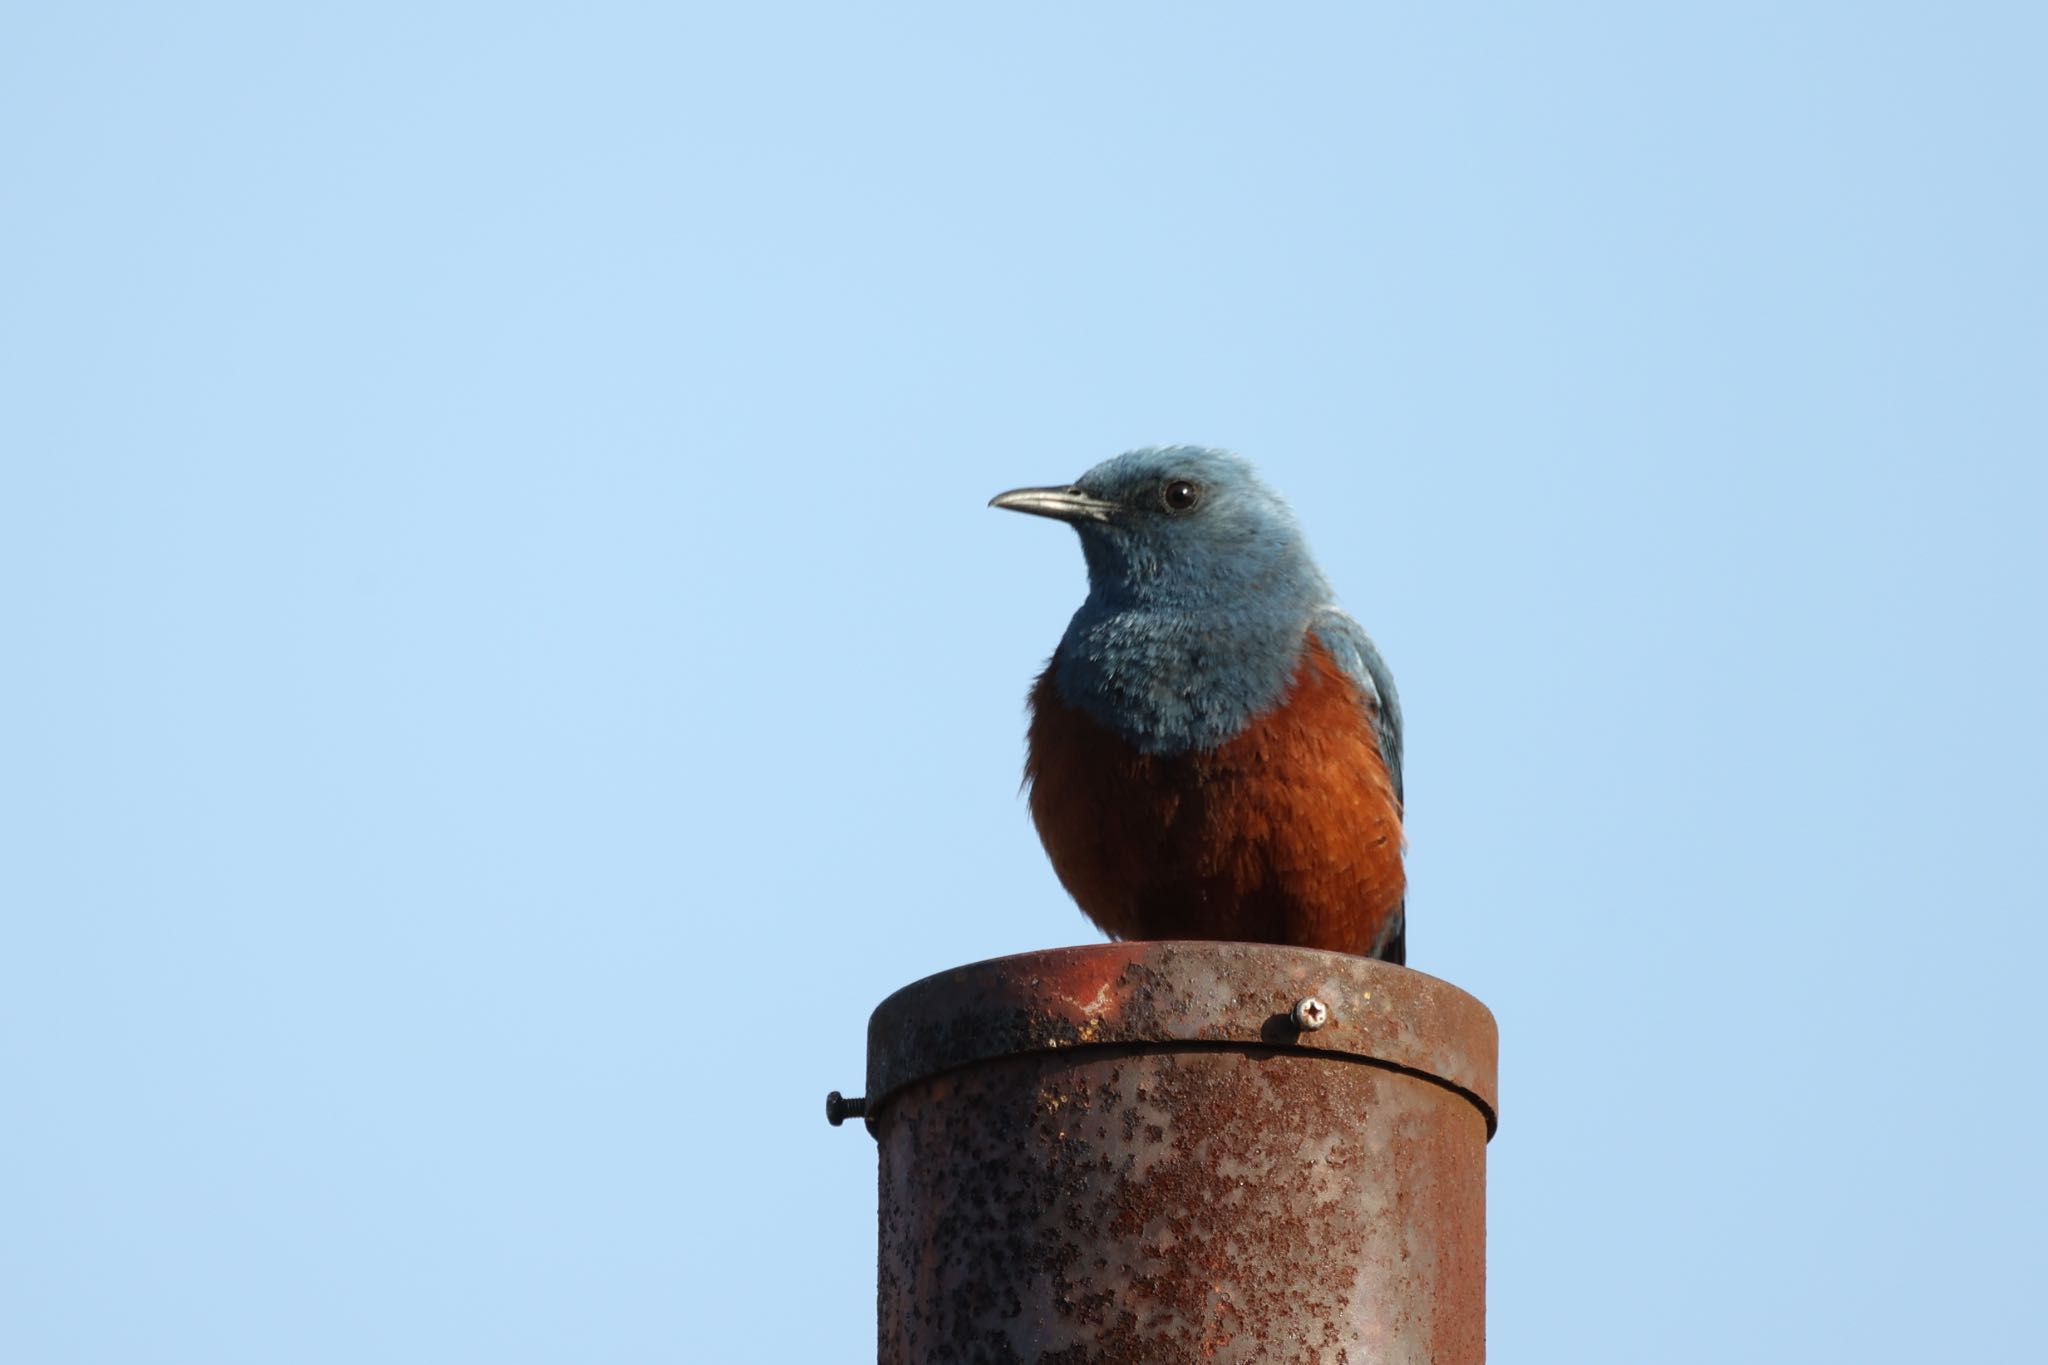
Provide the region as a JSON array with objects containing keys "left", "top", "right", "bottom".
[
  {"left": 989, "top": 446, "right": 1328, "bottom": 613},
  {"left": 991, "top": 446, "right": 1346, "bottom": 753}
]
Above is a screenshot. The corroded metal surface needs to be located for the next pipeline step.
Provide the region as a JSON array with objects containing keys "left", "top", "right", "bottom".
[
  {"left": 863, "top": 943, "right": 1497, "bottom": 1363},
  {"left": 866, "top": 942, "right": 1497, "bottom": 1135}
]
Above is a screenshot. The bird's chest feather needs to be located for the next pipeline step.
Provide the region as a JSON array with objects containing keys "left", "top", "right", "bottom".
[
  {"left": 1052, "top": 603, "right": 1308, "bottom": 755},
  {"left": 1025, "top": 637, "right": 1405, "bottom": 948}
]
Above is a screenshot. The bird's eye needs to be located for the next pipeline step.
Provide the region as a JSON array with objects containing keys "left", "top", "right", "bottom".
[{"left": 1161, "top": 479, "right": 1203, "bottom": 513}]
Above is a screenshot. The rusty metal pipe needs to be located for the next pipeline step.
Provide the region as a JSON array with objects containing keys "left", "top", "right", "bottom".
[{"left": 835, "top": 942, "right": 1498, "bottom": 1363}]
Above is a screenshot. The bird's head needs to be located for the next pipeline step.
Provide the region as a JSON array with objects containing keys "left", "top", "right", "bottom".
[{"left": 990, "top": 446, "right": 1325, "bottom": 612}]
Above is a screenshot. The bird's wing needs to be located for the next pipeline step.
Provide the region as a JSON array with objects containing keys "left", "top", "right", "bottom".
[
  {"left": 1310, "top": 607, "right": 1403, "bottom": 805},
  {"left": 1312, "top": 607, "right": 1407, "bottom": 964}
]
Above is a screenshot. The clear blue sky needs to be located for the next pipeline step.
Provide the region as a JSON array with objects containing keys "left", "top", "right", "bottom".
[{"left": 5, "top": 4, "right": 2042, "bottom": 1361}]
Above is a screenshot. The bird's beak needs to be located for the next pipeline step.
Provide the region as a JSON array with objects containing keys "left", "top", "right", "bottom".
[{"left": 987, "top": 485, "right": 1118, "bottom": 524}]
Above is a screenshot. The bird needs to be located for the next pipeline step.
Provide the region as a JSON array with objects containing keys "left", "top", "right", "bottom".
[{"left": 990, "top": 446, "right": 1407, "bottom": 963}]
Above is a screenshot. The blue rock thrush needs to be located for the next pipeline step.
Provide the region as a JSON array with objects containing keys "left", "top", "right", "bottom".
[{"left": 990, "top": 446, "right": 1407, "bottom": 962}]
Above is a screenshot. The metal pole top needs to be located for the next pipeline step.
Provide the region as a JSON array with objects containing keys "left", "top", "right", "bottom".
[{"left": 862, "top": 941, "right": 1497, "bottom": 1137}]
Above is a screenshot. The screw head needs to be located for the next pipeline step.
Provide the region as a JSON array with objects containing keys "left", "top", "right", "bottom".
[{"left": 1291, "top": 996, "right": 1330, "bottom": 1031}]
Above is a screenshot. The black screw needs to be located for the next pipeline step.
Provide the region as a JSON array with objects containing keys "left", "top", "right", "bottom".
[{"left": 826, "top": 1090, "right": 868, "bottom": 1127}]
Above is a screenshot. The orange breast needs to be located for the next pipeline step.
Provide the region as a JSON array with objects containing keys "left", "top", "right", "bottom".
[{"left": 1024, "top": 637, "right": 1405, "bottom": 957}]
